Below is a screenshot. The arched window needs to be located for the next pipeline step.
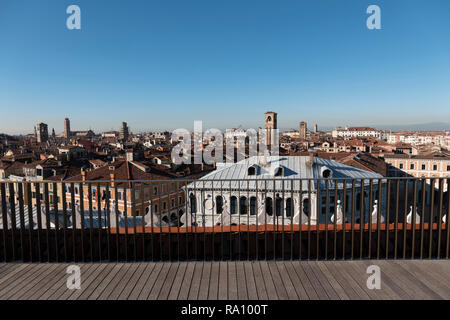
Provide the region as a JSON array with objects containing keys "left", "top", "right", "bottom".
[
  {"left": 303, "top": 198, "right": 309, "bottom": 217},
  {"left": 230, "top": 196, "right": 237, "bottom": 214},
  {"left": 239, "top": 196, "right": 247, "bottom": 215},
  {"left": 276, "top": 196, "right": 283, "bottom": 216},
  {"left": 265, "top": 197, "right": 273, "bottom": 216},
  {"left": 216, "top": 196, "right": 223, "bottom": 214},
  {"left": 248, "top": 166, "right": 256, "bottom": 176},
  {"left": 250, "top": 197, "right": 257, "bottom": 215},
  {"left": 189, "top": 194, "right": 196, "bottom": 213},
  {"left": 285, "top": 198, "right": 292, "bottom": 217}
]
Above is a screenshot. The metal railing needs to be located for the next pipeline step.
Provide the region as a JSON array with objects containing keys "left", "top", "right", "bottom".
[{"left": 0, "top": 177, "right": 448, "bottom": 262}]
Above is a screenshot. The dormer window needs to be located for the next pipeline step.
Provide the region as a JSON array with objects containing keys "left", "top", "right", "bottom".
[
  {"left": 321, "top": 166, "right": 332, "bottom": 178},
  {"left": 248, "top": 164, "right": 259, "bottom": 176},
  {"left": 274, "top": 166, "right": 284, "bottom": 177}
]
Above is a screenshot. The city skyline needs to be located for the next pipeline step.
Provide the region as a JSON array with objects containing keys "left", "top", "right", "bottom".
[{"left": 1, "top": 0, "right": 450, "bottom": 134}]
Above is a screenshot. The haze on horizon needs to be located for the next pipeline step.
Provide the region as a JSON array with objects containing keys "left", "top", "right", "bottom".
[{"left": 1, "top": 0, "right": 449, "bottom": 135}]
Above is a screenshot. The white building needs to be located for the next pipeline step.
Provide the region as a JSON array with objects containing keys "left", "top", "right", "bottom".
[
  {"left": 182, "top": 155, "right": 385, "bottom": 227},
  {"left": 332, "top": 127, "right": 381, "bottom": 139}
]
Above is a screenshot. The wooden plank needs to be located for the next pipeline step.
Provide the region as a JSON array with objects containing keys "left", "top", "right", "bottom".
[
  {"left": 301, "top": 262, "right": 329, "bottom": 299},
  {"left": 320, "top": 262, "right": 362, "bottom": 300},
  {"left": 275, "top": 262, "right": 298, "bottom": 300},
  {"left": 411, "top": 260, "right": 450, "bottom": 288},
  {"left": 331, "top": 261, "right": 371, "bottom": 300},
  {"left": 188, "top": 262, "right": 204, "bottom": 300},
  {"left": 236, "top": 262, "right": 248, "bottom": 300},
  {"left": 244, "top": 262, "right": 258, "bottom": 300},
  {"left": 108, "top": 263, "right": 141, "bottom": 300},
  {"left": 307, "top": 261, "right": 339, "bottom": 300},
  {"left": 0, "top": 264, "right": 48, "bottom": 299},
  {"left": 316, "top": 262, "right": 350, "bottom": 300},
  {"left": 178, "top": 262, "right": 195, "bottom": 300},
  {"left": 20, "top": 264, "right": 68, "bottom": 300},
  {"left": 147, "top": 263, "right": 171, "bottom": 300},
  {"left": 227, "top": 261, "right": 238, "bottom": 300},
  {"left": 267, "top": 261, "right": 289, "bottom": 299},
  {"left": 379, "top": 260, "right": 442, "bottom": 300},
  {"left": 61, "top": 264, "right": 108, "bottom": 300},
  {"left": 98, "top": 263, "right": 132, "bottom": 300},
  {"left": 198, "top": 262, "right": 211, "bottom": 300},
  {"left": 6, "top": 264, "right": 60, "bottom": 300},
  {"left": 168, "top": 262, "right": 188, "bottom": 300},
  {"left": 88, "top": 263, "right": 125, "bottom": 300},
  {"left": 158, "top": 262, "right": 180, "bottom": 300},
  {"left": 289, "top": 261, "right": 319, "bottom": 299},
  {"left": 0, "top": 264, "right": 31, "bottom": 287},
  {"left": 259, "top": 261, "right": 278, "bottom": 300},
  {"left": 36, "top": 264, "right": 74, "bottom": 300},
  {"left": 128, "top": 263, "right": 157, "bottom": 300},
  {"left": 76, "top": 264, "right": 116, "bottom": 300},
  {"left": 44, "top": 264, "right": 97, "bottom": 300},
  {"left": 118, "top": 263, "right": 149, "bottom": 300},
  {"left": 395, "top": 261, "right": 449, "bottom": 299},
  {"left": 375, "top": 261, "right": 427, "bottom": 300},
  {"left": 218, "top": 261, "right": 227, "bottom": 300},
  {"left": 251, "top": 262, "right": 268, "bottom": 300},
  {"left": 345, "top": 261, "right": 391, "bottom": 300},
  {"left": 208, "top": 262, "right": 219, "bottom": 300},
  {"left": 281, "top": 261, "right": 309, "bottom": 300}
]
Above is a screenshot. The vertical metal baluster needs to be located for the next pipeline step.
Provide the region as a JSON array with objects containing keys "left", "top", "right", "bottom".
[
  {"left": 437, "top": 178, "right": 444, "bottom": 259},
  {"left": 394, "top": 180, "right": 400, "bottom": 260},
  {"left": 385, "top": 180, "right": 391, "bottom": 259},
  {"left": 428, "top": 178, "right": 435, "bottom": 259},
  {"left": 210, "top": 181, "right": 215, "bottom": 261},
  {"left": 97, "top": 183, "right": 102, "bottom": 261},
  {"left": 316, "top": 179, "right": 320, "bottom": 260},
  {"left": 70, "top": 183, "right": 76, "bottom": 262},
  {"left": 35, "top": 183, "right": 42, "bottom": 262},
  {"left": 307, "top": 179, "right": 311, "bottom": 260},
  {"left": 333, "top": 179, "right": 337, "bottom": 260},
  {"left": 220, "top": 180, "right": 224, "bottom": 261},
  {"left": 79, "top": 182, "right": 85, "bottom": 262},
  {"left": 44, "top": 183, "right": 50, "bottom": 262},
  {"left": 131, "top": 182, "right": 137, "bottom": 261},
  {"left": 377, "top": 179, "right": 382, "bottom": 260},
  {"left": 52, "top": 183, "right": 59, "bottom": 262},
  {"left": 105, "top": 183, "right": 111, "bottom": 261},
  {"left": 360, "top": 179, "right": 365, "bottom": 259},
  {"left": 368, "top": 180, "right": 373, "bottom": 259},
  {"left": 282, "top": 180, "right": 285, "bottom": 260},
  {"left": 194, "top": 181, "right": 198, "bottom": 260},
  {"left": 26, "top": 183, "right": 34, "bottom": 262},
  {"left": 238, "top": 180, "right": 241, "bottom": 261},
  {"left": 411, "top": 179, "right": 418, "bottom": 259},
  {"left": 325, "top": 179, "right": 329, "bottom": 261},
  {"left": 8, "top": 184, "right": 17, "bottom": 261},
  {"left": 445, "top": 178, "right": 450, "bottom": 259},
  {"left": 203, "top": 180, "right": 206, "bottom": 261},
  {"left": 0, "top": 183, "right": 8, "bottom": 262},
  {"left": 247, "top": 180, "right": 250, "bottom": 261},
  {"left": 298, "top": 180, "right": 302, "bottom": 260},
  {"left": 273, "top": 179, "right": 276, "bottom": 260},
  {"left": 264, "top": 180, "right": 267, "bottom": 261},
  {"left": 123, "top": 184, "right": 129, "bottom": 261},
  {"left": 140, "top": 183, "right": 146, "bottom": 261},
  {"left": 176, "top": 182, "right": 180, "bottom": 261},
  {"left": 420, "top": 179, "right": 426, "bottom": 259},
  {"left": 290, "top": 179, "right": 294, "bottom": 260},
  {"left": 350, "top": 180, "right": 355, "bottom": 260},
  {"left": 342, "top": 180, "right": 347, "bottom": 260},
  {"left": 88, "top": 183, "right": 93, "bottom": 262},
  {"left": 151, "top": 183, "right": 155, "bottom": 262},
  {"left": 403, "top": 179, "right": 409, "bottom": 259},
  {"left": 17, "top": 183, "right": 26, "bottom": 261},
  {"left": 114, "top": 186, "right": 119, "bottom": 261},
  {"left": 61, "top": 182, "right": 68, "bottom": 262}
]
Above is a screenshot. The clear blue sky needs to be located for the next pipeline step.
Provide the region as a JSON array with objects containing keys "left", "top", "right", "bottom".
[{"left": 0, "top": 0, "right": 449, "bottom": 134}]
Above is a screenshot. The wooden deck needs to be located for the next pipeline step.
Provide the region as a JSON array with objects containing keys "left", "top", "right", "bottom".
[{"left": 0, "top": 260, "right": 449, "bottom": 300}]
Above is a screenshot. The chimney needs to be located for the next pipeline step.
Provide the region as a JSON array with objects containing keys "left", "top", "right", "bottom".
[{"left": 81, "top": 168, "right": 86, "bottom": 182}]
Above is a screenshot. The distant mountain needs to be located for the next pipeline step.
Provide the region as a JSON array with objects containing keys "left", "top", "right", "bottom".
[{"left": 373, "top": 122, "right": 450, "bottom": 132}]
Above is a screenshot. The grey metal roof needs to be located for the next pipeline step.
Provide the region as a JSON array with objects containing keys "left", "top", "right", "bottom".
[{"left": 188, "top": 156, "right": 383, "bottom": 191}]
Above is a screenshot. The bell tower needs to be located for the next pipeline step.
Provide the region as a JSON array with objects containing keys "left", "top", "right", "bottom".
[{"left": 264, "top": 111, "right": 277, "bottom": 147}]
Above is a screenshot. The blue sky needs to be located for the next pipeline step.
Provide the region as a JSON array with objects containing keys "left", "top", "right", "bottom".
[{"left": 0, "top": 0, "right": 449, "bottom": 134}]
